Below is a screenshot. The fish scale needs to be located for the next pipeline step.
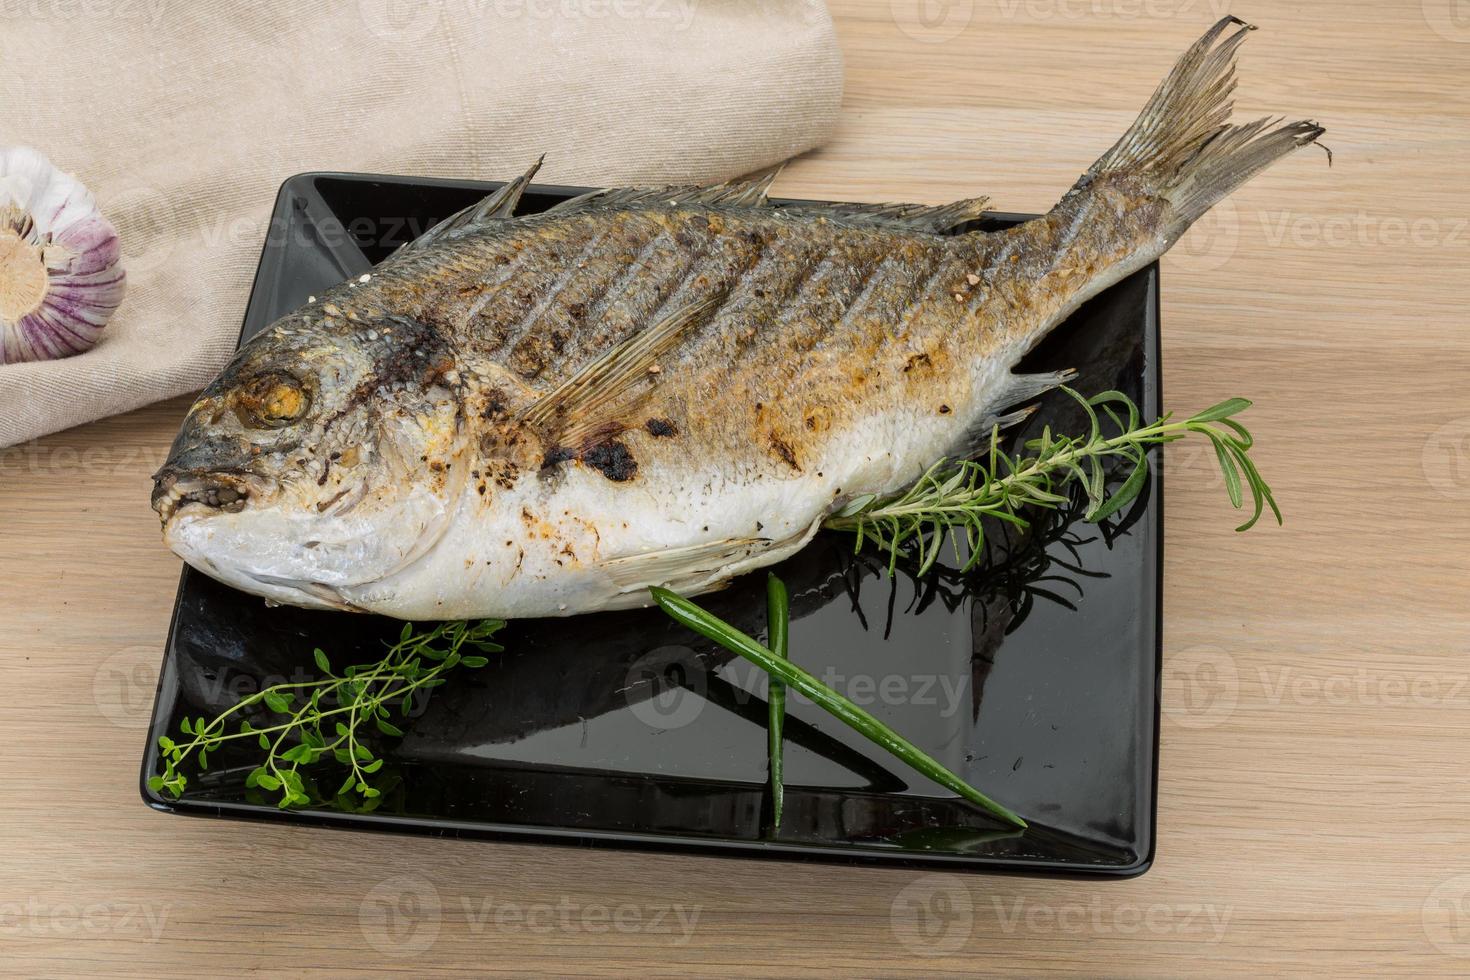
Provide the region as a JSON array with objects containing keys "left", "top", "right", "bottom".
[{"left": 151, "top": 17, "right": 1326, "bottom": 618}]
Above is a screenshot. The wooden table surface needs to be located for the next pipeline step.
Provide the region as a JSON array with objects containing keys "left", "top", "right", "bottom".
[{"left": 4, "top": 1, "right": 1467, "bottom": 974}]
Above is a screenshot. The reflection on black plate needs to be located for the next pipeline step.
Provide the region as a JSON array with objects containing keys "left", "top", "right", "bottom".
[{"left": 142, "top": 173, "right": 1162, "bottom": 876}]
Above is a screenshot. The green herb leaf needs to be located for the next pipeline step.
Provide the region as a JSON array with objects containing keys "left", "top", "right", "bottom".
[
  {"left": 766, "top": 574, "right": 789, "bottom": 832},
  {"left": 824, "top": 388, "right": 1277, "bottom": 568},
  {"left": 651, "top": 587, "right": 1026, "bottom": 830}
]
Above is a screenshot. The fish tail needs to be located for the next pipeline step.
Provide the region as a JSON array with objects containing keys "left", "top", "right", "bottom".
[{"left": 1078, "top": 16, "right": 1326, "bottom": 230}]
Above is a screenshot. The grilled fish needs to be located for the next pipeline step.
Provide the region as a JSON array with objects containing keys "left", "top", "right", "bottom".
[{"left": 152, "top": 18, "right": 1323, "bottom": 619}]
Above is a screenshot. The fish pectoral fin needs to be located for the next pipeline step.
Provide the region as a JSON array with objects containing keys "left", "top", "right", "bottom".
[
  {"left": 598, "top": 537, "right": 774, "bottom": 593},
  {"left": 949, "top": 368, "right": 1078, "bottom": 459},
  {"left": 520, "top": 293, "right": 722, "bottom": 451},
  {"left": 545, "top": 165, "right": 782, "bottom": 213},
  {"left": 399, "top": 155, "right": 545, "bottom": 253},
  {"left": 781, "top": 197, "right": 990, "bottom": 234}
]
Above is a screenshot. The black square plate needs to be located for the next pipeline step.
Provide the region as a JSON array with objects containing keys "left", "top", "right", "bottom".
[{"left": 141, "top": 172, "right": 1162, "bottom": 876}]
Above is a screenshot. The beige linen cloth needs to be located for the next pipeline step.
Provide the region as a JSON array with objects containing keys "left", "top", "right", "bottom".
[{"left": 0, "top": 0, "right": 842, "bottom": 447}]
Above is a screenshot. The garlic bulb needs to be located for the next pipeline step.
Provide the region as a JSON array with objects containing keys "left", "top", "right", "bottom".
[{"left": 0, "top": 147, "right": 125, "bottom": 364}]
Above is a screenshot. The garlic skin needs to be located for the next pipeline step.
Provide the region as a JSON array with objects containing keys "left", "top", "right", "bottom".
[{"left": 0, "top": 147, "right": 125, "bottom": 364}]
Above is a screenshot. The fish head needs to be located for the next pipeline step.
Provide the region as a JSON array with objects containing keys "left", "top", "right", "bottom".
[{"left": 152, "top": 313, "right": 469, "bottom": 610}]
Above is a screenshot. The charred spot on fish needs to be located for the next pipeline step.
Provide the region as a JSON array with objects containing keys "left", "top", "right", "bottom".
[
  {"left": 938, "top": 404, "right": 952, "bottom": 414},
  {"left": 541, "top": 445, "right": 576, "bottom": 469},
  {"left": 482, "top": 393, "right": 508, "bottom": 419},
  {"left": 768, "top": 433, "right": 801, "bottom": 472},
  {"left": 581, "top": 440, "right": 637, "bottom": 482},
  {"left": 510, "top": 344, "right": 547, "bottom": 379},
  {"left": 644, "top": 417, "right": 678, "bottom": 438},
  {"left": 316, "top": 486, "right": 351, "bottom": 513},
  {"left": 903, "top": 352, "right": 932, "bottom": 373}
]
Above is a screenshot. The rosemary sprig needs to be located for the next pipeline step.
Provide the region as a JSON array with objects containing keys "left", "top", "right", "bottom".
[
  {"left": 650, "top": 586, "right": 1027, "bottom": 830},
  {"left": 766, "top": 573, "right": 789, "bottom": 830},
  {"left": 150, "top": 619, "right": 504, "bottom": 809},
  {"left": 824, "top": 388, "right": 1279, "bottom": 575}
]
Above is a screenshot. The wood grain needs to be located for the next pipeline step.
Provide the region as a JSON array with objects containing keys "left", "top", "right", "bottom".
[{"left": 3, "top": 2, "right": 1467, "bottom": 974}]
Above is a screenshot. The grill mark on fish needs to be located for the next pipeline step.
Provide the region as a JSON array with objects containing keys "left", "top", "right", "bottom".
[
  {"left": 690, "top": 232, "right": 779, "bottom": 355},
  {"left": 631, "top": 218, "right": 753, "bottom": 350},
  {"left": 818, "top": 248, "right": 904, "bottom": 347},
  {"left": 698, "top": 228, "right": 825, "bottom": 366},
  {"left": 504, "top": 223, "right": 617, "bottom": 339},
  {"left": 456, "top": 231, "right": 581, "bottom": 355},
  {"left": 573, "top": 216, "right": 718, "bottom": 374},
  {"left": 859, "top": 246, "right": 951, "bottom": 354},
  {"left": 683, "top": 221, "right": 789, "bottom": 344},
  {"left": 495, "top": 223, "right": 617, "bottom": 362},
  {"left": 778, "top": 243, "right": 885, "bottom": 354},
  {"left": 503, "top": 223, "right": 625, "bottom": 379},
  {"left": 459, "top": 239, "right": 542, "bottom": 326},
  {"left": 577, "top": 223, "right": 672, "bottom": 331}
]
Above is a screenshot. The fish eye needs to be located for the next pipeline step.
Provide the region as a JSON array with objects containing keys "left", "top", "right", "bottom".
[{"left": 236, "top": 372, "right": 311, "bottom": 428}]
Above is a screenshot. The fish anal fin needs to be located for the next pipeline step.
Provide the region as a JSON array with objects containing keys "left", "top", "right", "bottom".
[
  {"left": 521, "top": 293, "right": 720, "bottom": 451},
  {"left": 948, "top": 368, "right": 1077, "bottom": 460},
  {"left": 401, "top": 156, "right": 545, "bottom": 253},
  {"left": 599, "top": 537, "right": 773, "bottom": 592}
]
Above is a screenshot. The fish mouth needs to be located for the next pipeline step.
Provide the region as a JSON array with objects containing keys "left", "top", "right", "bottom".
[{"left": 151, "top": 470, "right": 252, "bottom": 523}]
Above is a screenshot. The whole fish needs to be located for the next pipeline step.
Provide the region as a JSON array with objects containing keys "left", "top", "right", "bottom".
[{"left": 153, "top": 18, "right": 1323, "bottom": 619}]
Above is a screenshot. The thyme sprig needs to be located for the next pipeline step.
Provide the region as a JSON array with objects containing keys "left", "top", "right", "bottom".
[
  {"left": 824, "top": 388, "right": 1279, "bottom": 575},
  {"left": 150, "top": 620, "right": 504, "bottom": 808}
]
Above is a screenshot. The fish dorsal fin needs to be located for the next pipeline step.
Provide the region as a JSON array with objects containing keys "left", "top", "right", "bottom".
[
  {"left": 780, "top": 196, "right": 991, "bottom": 233},
  {"left": 545, "top": 166, "right": 783, "bottom": 214},
  {"left": 520, "top": 293, "right": 720, "bottom": 451},
  {"left": 401, "top": 156, "right": 544, "bottom": 253}
]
